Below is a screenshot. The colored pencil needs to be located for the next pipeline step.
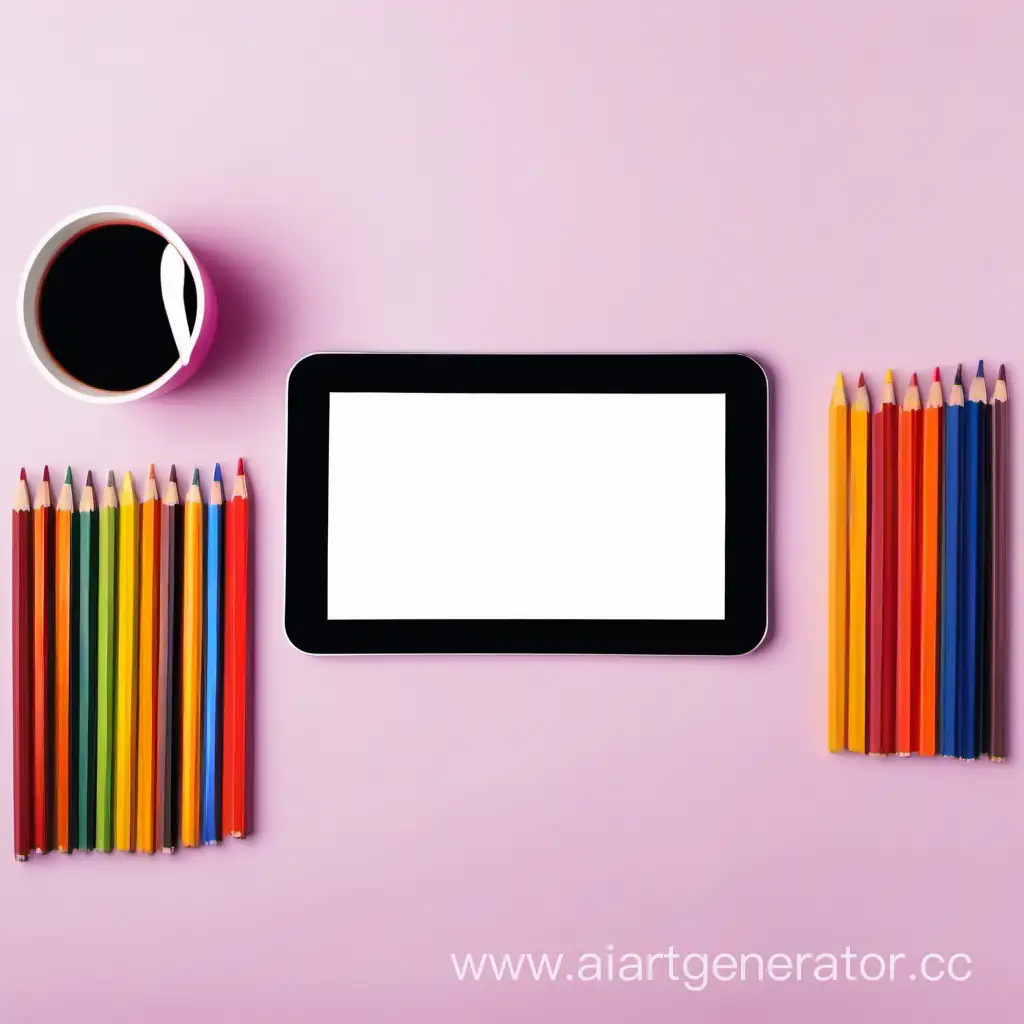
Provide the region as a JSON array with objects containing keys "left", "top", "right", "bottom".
[
  {"left": 918, "top": 369, "right": 943, "bottom": 755},
  {"left": 940, "top": 367, "right": 965, "bottom": 756},
  {"left": 156, "top": 467, "right": 182, "bottom": 852},
  {"left": 181, "top": 469, "right": 204, "bottom": 848},
  {"left": 136, "top": 466, "right": 160, "bottom": 853},
  {"left": 77, "top": 473, "right": 98, "bottom": 850},
  {"left": 989, "top": 367, "right": 1008, "bottom": 760},
  {"left": 868, "top": 370, "right": 898, "bottom": 754},
  {"left": 896, "top": 376, "right": 921, "bottom": 755},
  {"left": 115, "top": 471, "right": 140, "bottom": 851},
  {"left": 32, "top": 467, "right": 53, "bottom": 852},
  {"left": 13, "top": 470, "right": 33, "bottom": 861},
  {"left": 847, "top": 374, "right": 871, "bottom": 753},
  {"left": 95, "top": 472, "right": 118, "bottom": 851},
  {"left": 224, "top": 458, "right": 250, "bottom": 838},
  {"left": 828, "top": 376, "right": 849, "bottom": 751},
  {"left": 961, "top": 362, "right": 987, "bottom": 760},
  {"left": 54, "top": 467, "right": 75, "bottom": 851},
  {"left": 202, "top": 465, "right": 225, "bottom": 845}
]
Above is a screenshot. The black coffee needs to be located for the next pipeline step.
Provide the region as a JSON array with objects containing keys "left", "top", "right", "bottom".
[{"left": 39, "top": 224, "right": 198, "bottom": 392}]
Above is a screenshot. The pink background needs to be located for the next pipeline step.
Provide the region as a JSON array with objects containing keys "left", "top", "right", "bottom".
[{"left": 0, "top": 2, "right": 1021, "bottom": 1021}]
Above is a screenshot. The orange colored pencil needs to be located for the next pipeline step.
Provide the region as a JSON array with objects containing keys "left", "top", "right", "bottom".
[
  {"left": 224, "top": 458, "right": 250, "bottom": 838},
  {"left": 32, "top": 467, "right": 53, "bottom": 853},
  {"left": 896, "top": 375, "right": 921, "bottom": 755},
  {"left": 847, "top": 374, "right": 871, "bottom": 752},
  {"left": 136, "top": 465, "right": 161, "bottom": 853},
  {"left": 919, "top": 368, "right": 944, "bottom": 755},
  {"left": 54, "top": 467, "right": 75, "bottom": 851}
]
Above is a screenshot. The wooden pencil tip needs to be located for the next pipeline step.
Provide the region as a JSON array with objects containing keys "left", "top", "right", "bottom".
[
  {"left": 884, "top": 368, "right": 894, "bottom": 384},
  {"left": 148, "top": 463, "right": 156, "bottom": 479},
  {"left": 954, "top": 363, "right": 962, "bottom": 384},
  {"left": 64, "top": 466, "right": 72, "bottom": 485},
  {"left": 857, "top": 371, "right": 865, "bottom": 387},
  {"left": 977, "top": 359, "right": 985, "bottom": 377},
  {"left": 237, "top": 457, "right": 244, "bottom": 475},
  {"left": 932, "top": 366, "right": 941, "bottom": 382},
  {"left": 85, "top": 470, "right": 93, "bottom": 487},
  {"left": 42, "top": 465, "right": 49, "bottom": 482},
  {"left": 998, "top": 363, "right": 1006, "bottom": 380},
  {"left": 106, "top": 469, "right": 115, "bottom": 487},
  {"left": 213, "top": 462, "right": 223, "bottom": 483},
  {"left": 192, "top": 468, "right": 200, "bottom": 486},
  {"left": 909, "top": 372, "right": 918, "bottom": 386},
  {"left": 168, "top": 465, "right": 177, "bottom": 483}
]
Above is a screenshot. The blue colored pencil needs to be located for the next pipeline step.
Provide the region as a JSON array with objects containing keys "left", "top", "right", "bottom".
[
  {"left": 939, "top": 366, "right": 964, "bottom": 756},
  {"left": 201, "top": 464, "right": 225, "bottom": 845},
  {"left": 961, "top": 362, "right": 987, "bottom": 759}
]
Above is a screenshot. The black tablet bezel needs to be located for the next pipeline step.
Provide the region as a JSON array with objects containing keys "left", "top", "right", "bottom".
[{"left": 285, "top": 353, "right": 768, "bottom": 655}]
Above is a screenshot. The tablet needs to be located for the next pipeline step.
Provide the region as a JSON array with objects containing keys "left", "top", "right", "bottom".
[{"left": 285, "top": 353, "right": 768, "bottom": 655}]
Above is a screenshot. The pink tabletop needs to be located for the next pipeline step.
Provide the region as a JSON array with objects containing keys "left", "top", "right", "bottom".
[{"left": 0, "top": 3, "right": 1020, "bottom": 1022}]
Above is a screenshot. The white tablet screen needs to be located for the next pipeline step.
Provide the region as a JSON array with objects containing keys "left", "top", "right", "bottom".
[{"left": 327, "top": 392, "right": 726, "bottom": 620}]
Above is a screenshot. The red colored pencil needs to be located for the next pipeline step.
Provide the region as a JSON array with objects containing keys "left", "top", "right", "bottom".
[
  {"left": 13, "top": 469, "right": 33, "bottom": 861},
  {"left": 32, "top": 467, "right": 53, "bottom": 851},
  {"left": 896, "top": 375, "right": 922, "bottom": 754},
  {"left": 223, "top": 458, "right": 250, "bottom": 839},
  {"left": 868, "top": 371, "right": 898, "bottom": 754}
]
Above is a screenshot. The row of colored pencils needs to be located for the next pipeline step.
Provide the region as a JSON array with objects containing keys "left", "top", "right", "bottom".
[
  {"left": 828, "top": 364, "right": 1008, "bottom": 759},
  {"left": 11, "top": 461, "right": 250, "bottom": 860}
]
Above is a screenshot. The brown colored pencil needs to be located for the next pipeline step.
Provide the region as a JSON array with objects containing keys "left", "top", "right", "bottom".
[
  {"left": 868, "top": 371, "right": 898, "bottom": 754},
  {"left": 32, "top": 467, "right": 53, "bottom": 851},
  {"left": 223, "top": 458, "right": 250, "bottom": 838},
  {"left": 12, "top": 469, "right": 33, "bottom": 861},
  {"left": 989, "top": 366, "right": 1008, "bottom": 759}
]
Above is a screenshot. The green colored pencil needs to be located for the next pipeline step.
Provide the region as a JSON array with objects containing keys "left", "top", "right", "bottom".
[
  {"left": 95, "top": 471, "right": 118, "bottom": 851},
  {"left": 76, "top": 473, "right": 98, "bottom": 851}
]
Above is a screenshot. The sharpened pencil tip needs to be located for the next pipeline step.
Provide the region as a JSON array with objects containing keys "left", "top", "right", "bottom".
[
  {"left": 64, "top": 466, "right": 72, "bottom": 485},
  {"left": 148, "top": 463, "right": 156, "bottom": 479},
  {"left": 933, "top": 366, "right": 941, "bottom": 382},
  {"left": 106, "top": 470, "right": 115, "bottom": 487},
  {"left": 213, "top": 462, "right": 223, "bottom": 483},
  {"left": 19, "top": 468, "right": 26, "bottom": 481},
  {"left": 954, "top": 364, "right": 963, "bottom": 385},
  {"left": 85, "top": 470, "right": 93, "bottom": 487},
  {"left": 976, "top": 359, "right": 984, "bottom": 377},
  {"left": 237, "top": 457, "right": 244, "bottom": 475},
  {"left": 884, "top": 368, "right": 894, "bottom": 384},
  {"left": 909, "top": 372, "right": 918, "bottom": 386},
  {"left": 192, "top": 468, "right": 200, "bottom": 486},
  {"left": 168, "top": 465, "right": 177, "bottom": 483},
  {"left": 42, "top": 465, "right": 49, "bottom": 482},
  {"left": 998, "top": 363, "right": 1006, "bottom": 380},
  {"left": 857, "top": 371, "right": 865, "bottom": 387}
]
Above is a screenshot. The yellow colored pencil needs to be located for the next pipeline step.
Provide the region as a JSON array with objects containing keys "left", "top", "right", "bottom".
[
  {"left": 136, "top": 466, "right": 160, "bottom": 853},
  {"left": 181, "top": 469, "right": 205, "bottom": 848},
  {"left": 828, "top": 374, "right": 849, "bottom": 751},
  {"left": 847, "top": 373, "right": 871, "bottom": 753},
  {"left": 114, "top": 471, "right": 139, "bottom": 851}
]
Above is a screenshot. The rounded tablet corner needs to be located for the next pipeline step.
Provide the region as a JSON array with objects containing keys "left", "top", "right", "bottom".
[
  {"left": 283, "top": 612, "right": 319, "bottom": 656},
  {"left": 286, "top": 352, "right": 333, "bottom": 393},
  {"left": 728, "top": 352, "right": 771, "bottom": 393},
  {"left": 733, "top": 616, "right": 770, "bottom": 656}
]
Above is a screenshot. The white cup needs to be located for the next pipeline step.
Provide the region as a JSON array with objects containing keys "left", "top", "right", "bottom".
[{"left": 18, "top": 205, "right": 218, "bottom": 403}]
